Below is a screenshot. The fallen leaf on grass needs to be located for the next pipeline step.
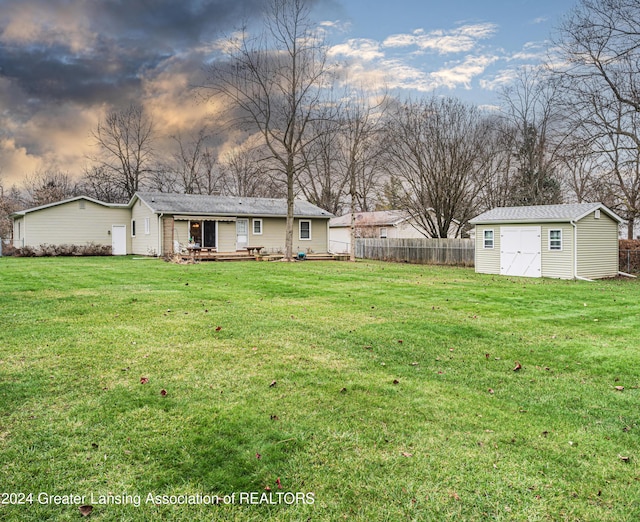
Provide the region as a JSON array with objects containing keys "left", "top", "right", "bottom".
[
  {"left": 401, "top": 452, "right": 413, "bottom": 457},
  {"left": 393, "top": 379, "right": 400, "bottom": 385},
  {"left": 615, "top": 386, "right": 625, "bottom": 391},
  {"left": 513, "top": 362, "right": 522, "bottom": 372},
  {"left": 160, "top": 389, "right": 167, "bottom": 397},
  {"left": 264, "top": 485, "right": 271, "bottom": 491},
  {"left": 140, "top": 377, "right": 149, "bottom": 384},
  {"left": 276, "top": 477, "right": 282, "bottom": 489},
  {"left": 619, "top": 455, "right": 630, "bottom": 462},
  {"left": 215, "top": 326, "right": 222, "bottom": 331},
  {"left": 340, "top": 387, "right": 347, "bottom": 393},
  {"left": 256, "top": 453, "right": 261, "bottom": 460},
  {"left": 79, "top": 505, "right": 93, "bottom": 517},
  {"left": 269, "top": 380, "right": 277, "bottom": 387},
  {"left": 488, "top": 388, "right": 494, "bottom": 394}
]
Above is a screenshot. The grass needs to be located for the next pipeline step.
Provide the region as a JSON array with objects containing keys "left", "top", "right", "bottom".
[{"left": 0, "top": 256, "right": 639, "bottom": 521}]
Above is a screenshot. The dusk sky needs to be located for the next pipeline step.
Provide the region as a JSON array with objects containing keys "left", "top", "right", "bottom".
[{"left": 0, "top": 0, "right": 577, "bottom": 187}]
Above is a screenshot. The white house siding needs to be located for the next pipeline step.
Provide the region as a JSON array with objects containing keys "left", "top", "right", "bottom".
[
  {"left": 13, "top": 200, "right": 131, "bottom": 251},
  {"left": 540, "top": 223, "right": 574, "bottom": 279},
  {"left": 576, "top": 212, "right": 619, "bottom": 279},
  {"left": 130, "top": 199, "right": 159, "bottom": 255},
  {"left": 474, "top": 224, "right": 500, "bottom": 275}
]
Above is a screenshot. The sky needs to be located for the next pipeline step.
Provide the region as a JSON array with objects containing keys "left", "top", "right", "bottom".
[{"left": 0, "top": 0, "right": 578, "bottom": 187}]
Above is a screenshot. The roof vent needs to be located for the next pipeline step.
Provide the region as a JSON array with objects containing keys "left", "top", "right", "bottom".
[{"left": 594, "top": 209, "right": 600, "bottom": 219}]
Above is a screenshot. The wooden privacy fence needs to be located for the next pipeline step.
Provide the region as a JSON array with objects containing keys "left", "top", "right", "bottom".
[{"left": 355, "top": 238, "right": 475, "bottom": 266}]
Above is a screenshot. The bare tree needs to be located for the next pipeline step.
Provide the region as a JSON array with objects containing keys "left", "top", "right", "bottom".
[
  {"left": 499, "top": 67, "right": 563, "bottom": 206},
  {"left": 203, "top": 0, "right": 334, "bottom": 260},
  {"left": 0, "top": 175, "right": 23, "bottom": 242},
  {"left": 22, "top": 169, "right": 80, "bottom": 207},
  {"left": 338, "top": 89, "right": 389, "bottom": 260},
  {"left": 90, "top": 104, "right": 156, "bottom": 200},
  {"left": 385, "top": 97, "right": 491, "bottom": 238},
  {"left": 78, "top": 165, "right": 129, "bottom": 203},
  {"left": 170, "top": 128, "right": 223, "bottom": 195},
  {"left": 553, "top": 0, "right": 640, "bottom": 236},
  {"left": 220, "top": 145, "right": 281, "bottom": 197},
  {"left": 297, "top": 110, "right": 348, "bottom": 215}
]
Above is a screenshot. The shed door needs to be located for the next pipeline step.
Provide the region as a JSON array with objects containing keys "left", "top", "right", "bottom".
[
  {"left": 112, "top": 225, "right": 127, "bottom": 256},
  {"left": 500, "top": 226, "right": 541, "bottom": 277}
]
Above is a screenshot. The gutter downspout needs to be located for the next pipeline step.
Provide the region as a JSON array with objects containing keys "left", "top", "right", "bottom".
[
  {"left": 571, "top": 220, "right": 593, "bottom": 282},
  {"left": 158, "top": 213, "right": 164, "bottom": 257}
]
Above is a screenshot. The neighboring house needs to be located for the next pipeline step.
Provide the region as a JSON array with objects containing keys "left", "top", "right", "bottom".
[
  {"left": 329, "top": 210, "right": 428, "bottom": 253},
  {"left": 470, "top": 202, "right": 623, "bottom": 280},
  {"left": 11, "top": 192, "right": 333, "bottom": 256}
]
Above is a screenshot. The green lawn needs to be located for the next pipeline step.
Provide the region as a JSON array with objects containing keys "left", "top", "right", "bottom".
[{"left": 0, "top": 256, "right": 639, "bottom": 521}]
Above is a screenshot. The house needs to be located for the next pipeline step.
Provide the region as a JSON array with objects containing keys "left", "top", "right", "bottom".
[
  {"left": 11, "top": 192, "right": 333, "bottom": 256},
  {"left": 329, "top": 210, "right": 429, "bottom": 253},
  {"left": 329, "top": 210, "right": 462, "bottom": 253},
  {"left": 469, "top": 202, "right": 623, "bottom": 280},
  {"left": 10, "top": 196, "right": 131, "bottom": 252}
]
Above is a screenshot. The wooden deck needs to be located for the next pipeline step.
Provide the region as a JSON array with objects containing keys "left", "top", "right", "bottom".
[{"left": 180, "top": 249, "right": 348, "bottom": 263}]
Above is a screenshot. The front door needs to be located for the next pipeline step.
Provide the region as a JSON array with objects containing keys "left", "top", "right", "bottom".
[
  {"left": 236, "top": 219, "right": 248, "bottom": 250},
  {"left": 203, "top": 221, "right": 216, "bottom": 248},
  {"left": 112, "top": 225, "right": 127, "bottom": 255}
]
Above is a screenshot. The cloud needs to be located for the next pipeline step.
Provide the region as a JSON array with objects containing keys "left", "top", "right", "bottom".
[
  {"left": 430, "top": 55, "right": 500, "bottom": 90},
  {"left": 329, "top": 38, "right": 383, "bottom": 61},
  {"left": 0, "top": 0, "right": 272, "bottom": 184},
  {"left": 383, "top": 23, "right": 498, "bottom": 55}
]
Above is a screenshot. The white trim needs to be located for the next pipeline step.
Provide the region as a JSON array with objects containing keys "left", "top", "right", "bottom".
[
  {"left": 252, "top": 218, "right": 263, "bottom": 235},
  {"left": 548, "top": 229, "right": 562, "bottom": 251},
  {"left": 483, "top": 229, "right": 494, "bottom": 249},
  {"left": 131, "top": 219, "right": 136, "bottom": 238},
  {"left": 299, "top": 220, "right": 312, "bottom": 240}
]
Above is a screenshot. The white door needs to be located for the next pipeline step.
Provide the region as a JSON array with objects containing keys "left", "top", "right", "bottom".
[
  {"left": 500, "top": 226, "right": 541, "bottom": 277},
  {"left": 236, "top": 219, "right": 248, "bottom": 250},
  {"left": 112, "top": 225, "right": 127, "bottom": 255}
]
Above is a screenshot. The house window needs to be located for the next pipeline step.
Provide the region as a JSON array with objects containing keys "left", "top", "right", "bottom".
[
  {"left": 483, "top": 229, "right": 494, "bottom": 249},
  {"left": 131, "top": 220, "right": 136, "bottom": 237},
  {"left": 253, "top": 219, "right": 263, "bottom": 235},
  {"left": 299, "top": 220, "right": 311, "bottom": 240},
  {"left": 144, "top": 217, "right": 150, "bottom": 235},
  {"left": 549, "top": 229, "right": 562, "bottom": 250},
  {"left": 380, "top": 227, "right": 388, "bottom": 239}
]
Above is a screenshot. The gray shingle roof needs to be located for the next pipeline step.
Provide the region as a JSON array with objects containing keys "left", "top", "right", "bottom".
[
  {"left": 329, "top": 210, "right": 410, "bottom": 228},
  {"left": 470, "top": 203, "right": 622, "bottom": 224},
  {"left": 135, "top": 192, "right": 333, "bottom": 218}
]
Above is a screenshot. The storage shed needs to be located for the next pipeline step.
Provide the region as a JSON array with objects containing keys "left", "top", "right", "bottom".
[{"left": 469, "top": 203, "right": 623, "bottom": 280}]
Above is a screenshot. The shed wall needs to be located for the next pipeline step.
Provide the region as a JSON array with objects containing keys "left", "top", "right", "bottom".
[
  {"left": 576, "top": 212, "right": 619, "bottom": 279},
  {"left": 540, "top": 223, "right": 574, "bottom": 279},
  {"left": 474, "top": 225, "right": 500, "bottom": 274}
]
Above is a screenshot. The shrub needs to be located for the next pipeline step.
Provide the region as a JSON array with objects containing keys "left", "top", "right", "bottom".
[{"left": 13, "top": 243, "right": 112, "bottom": 257}]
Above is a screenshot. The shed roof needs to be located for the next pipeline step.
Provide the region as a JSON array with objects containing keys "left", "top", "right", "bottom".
[
  {"left": 134, "top": 192, "right": 332, "bottom": 218},
  {"left": 470, "top": 203, "right": 623, "bottom": 225}
]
